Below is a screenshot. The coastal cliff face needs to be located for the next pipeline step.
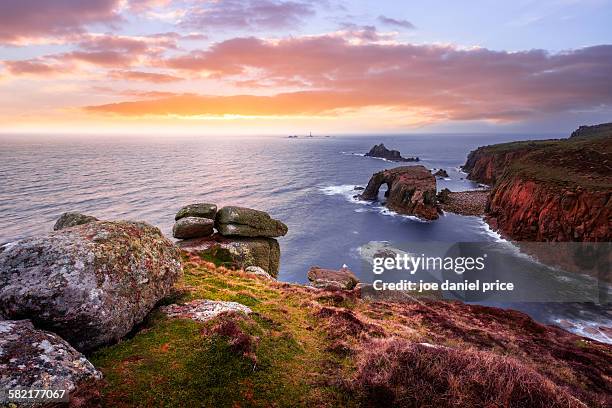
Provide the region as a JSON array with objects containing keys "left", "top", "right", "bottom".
[
  {"left": 463, "top": 125, "right": 611, "bottom": 241},
  {"left": 487, "top": 175, "right": 610, "bottom": 241}
]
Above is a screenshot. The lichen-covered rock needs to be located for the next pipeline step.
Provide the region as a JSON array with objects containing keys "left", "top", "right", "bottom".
[
  {"left": 215, "top": 206, "right": 288, "bottom": 238},
  {"left": 178, "top": 234, "right": 280, "bottom": 277},
  {"left": 0, "top": 221, "right": 182, "bottom": 352},
  {"left": 172, "top": 216, "right": 214, "bottom": 239},
  {"left": 160, "top": 300, "right": 251, "bottom": 322},
  {"left": 53, "top": 212, "right": 99, "bottom": 231},
  {"left": 245, "top": 266, "right": 275, "bottom": 280},
  {"left": 175, "top": 203, "right": 217, "bottom": 221},
  {"left": 0, "top": 320, "right": 103, "bottom": 407},
  {"left": 307, "top": 266, "right": 359, "bottom": 290},
  {"left": 360, "top": 166, "right": 439, "bottom": 220}
]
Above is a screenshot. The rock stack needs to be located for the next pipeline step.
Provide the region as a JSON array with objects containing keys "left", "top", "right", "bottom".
[
  {"left": 359, "top": 165, "right": 439, "bottom": 220},
  {"left": 173, "top": 203, "right": 217, "bottom": 239},
  {"left": 173, "top": 204, "right": 288, "bottom": 277}
]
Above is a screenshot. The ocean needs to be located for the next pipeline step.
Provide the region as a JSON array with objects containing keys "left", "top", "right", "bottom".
[{"left": 1, "top": 133, "right": 610, "bottom": 343}]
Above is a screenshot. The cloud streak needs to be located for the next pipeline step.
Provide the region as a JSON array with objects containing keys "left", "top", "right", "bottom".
[
  {"left": 377, "top": 15, "right": 415, "bottom": 29},
  {"left": 0, "top": 0, "right": 122, "bottom": 45},
  {"left": 179, "top": 0, "right": 316, "bottom": 30}
]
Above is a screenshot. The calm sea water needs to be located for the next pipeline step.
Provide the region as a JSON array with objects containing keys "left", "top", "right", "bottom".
[{"left": 0, "top": 133, "right": 610, "bottom": 342}]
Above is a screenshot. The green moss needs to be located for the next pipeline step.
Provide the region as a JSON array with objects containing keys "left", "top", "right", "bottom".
[{"left": 92, "top": 262, "right": 351, "bottom": 407}]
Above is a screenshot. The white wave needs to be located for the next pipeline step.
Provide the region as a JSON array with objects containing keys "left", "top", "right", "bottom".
[
  {"left": 0, "top": 241, "right": 17, "bottom": 252},
  {"left": 478, "top": 220, "right": 507, "bottom": 243},
  {"left": 553, "top": 318, "right": 612, "bottom": 344},
  {"left": 319, "top": 184, "right": 429, "bottom": 222}
]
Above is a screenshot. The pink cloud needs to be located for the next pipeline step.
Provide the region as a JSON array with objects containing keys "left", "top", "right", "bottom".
[
  {"left": 161, "top": 35, "right": 612, "bottom": 121},
  {"left": 108, "top": 70, "right": 183, "bottom": 83},
  {"left": 0, "top": 0, "right": 122, "bottom": 45},
  {"left": 3, "top": 59, "right": 65, "bottom": 75}
]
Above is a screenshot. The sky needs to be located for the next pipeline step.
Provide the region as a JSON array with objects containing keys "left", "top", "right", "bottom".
[{"left": 0, "top": 0, "right": 611, "bottom": 135}]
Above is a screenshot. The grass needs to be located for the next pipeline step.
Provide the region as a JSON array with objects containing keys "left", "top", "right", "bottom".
[
  {"left": 475, "top": 132, "right": 612, "bottom": 190},
  {"left": 90, "top": 254, "right": 612, "bottom": 407},
  {"left": 91, "top": 258, "right": 347, "bottom": 407}
]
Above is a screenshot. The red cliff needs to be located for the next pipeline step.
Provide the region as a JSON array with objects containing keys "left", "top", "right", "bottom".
[{"left": 463, "top": 124, "right": 611, "bottom": 242}]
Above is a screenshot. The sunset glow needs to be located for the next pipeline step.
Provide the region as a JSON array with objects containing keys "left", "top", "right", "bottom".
[{"left": 1, "top": 0, "right": 611, "bottom": 134}]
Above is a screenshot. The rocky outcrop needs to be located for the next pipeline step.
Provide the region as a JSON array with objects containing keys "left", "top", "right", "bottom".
[
  {"left": 53, "top": 212, "right": 99, "bottom": 230},
  {"left": 463, "top": 127, "right": 611, "bottom": 241},
  {"left": 215, "top": 206, "right": 288, "bottom": 238},
  {"left": 175, "top": 203, "right": 217, "bottom": 221},
  {"left": 0, "top": 320, "right": 103, "bottom": 407},
  {"left": 433, "top": 169, "right": 448, "bottom": 178},
  {"left": 0, "top": 221, "right": 182, "bottom": 352},
  {"left": 173, "top": 216, "right": 214, "bottom": 239},
  {"left": 307, "top": 266, "right": 359, "bottom": 290},
  {"left": 179, "top": 234, "right": 281, "bottom": 277},
  {"left": 360, "top": 165, "right": 438, "bottom": 220},
  {"left": 364, "top": 143, "right": 419, "bottom": 162},
  {"left": 570, "top": 122, "right": 612, "bottom": 139}
]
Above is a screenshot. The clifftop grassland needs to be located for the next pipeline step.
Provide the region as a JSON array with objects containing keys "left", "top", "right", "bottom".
[
  {"left": 90, "top": 252, "right": 611, "bottom": 407},
  {"left": 464, "top": 127, "right": 611, "bottom": 191}
]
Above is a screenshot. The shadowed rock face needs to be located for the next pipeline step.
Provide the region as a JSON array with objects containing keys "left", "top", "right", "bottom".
[
  {"left": 178, "top": 233, "right": 281, "bottom": 277},
  {"left": 172, "top": 216, "right": 214, "bottom": 239},
  {"left": 360, "top": 165, "right": 438, "bottom": 220},
  {"left": 0, "top": 221, "right": 182, "bottom": 352}
]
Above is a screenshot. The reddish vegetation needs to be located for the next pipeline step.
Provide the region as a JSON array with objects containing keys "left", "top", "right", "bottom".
[
  {"left": 207, "top": 313, "right": 259, "bottom": 362},
  {"left": 350, "top": 338, "right": 583, "bottom": 408}
]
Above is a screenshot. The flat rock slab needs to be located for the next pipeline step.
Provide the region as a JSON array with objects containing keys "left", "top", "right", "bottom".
[
  {"left": 173, "top": 216, "right": 214, "bottom": 239},
  {"left": 215, "top": 206, "right": 288, "bottom": 238},
  {"left": 161, "top": 300, "right": 252, "bottom": 322},
  {"left": 175, "top": 203, "right": 217, "bottom": 221},
  {"left": 0, "top": 320, "right": 102, "bottom": 406}
]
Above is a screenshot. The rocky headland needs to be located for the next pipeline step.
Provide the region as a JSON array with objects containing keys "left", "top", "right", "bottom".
[
  {"left": 364, "top": 143, "right": 419, "bottom": 162},
  {"left": 359, "top": 165, "right": 439, "bottom": 220},
  {"left": 1, "top": 208, "right": 611, "bottom": 407},
  {"left": 463, "top": 123, "right": 611, "bottom": 241}
]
